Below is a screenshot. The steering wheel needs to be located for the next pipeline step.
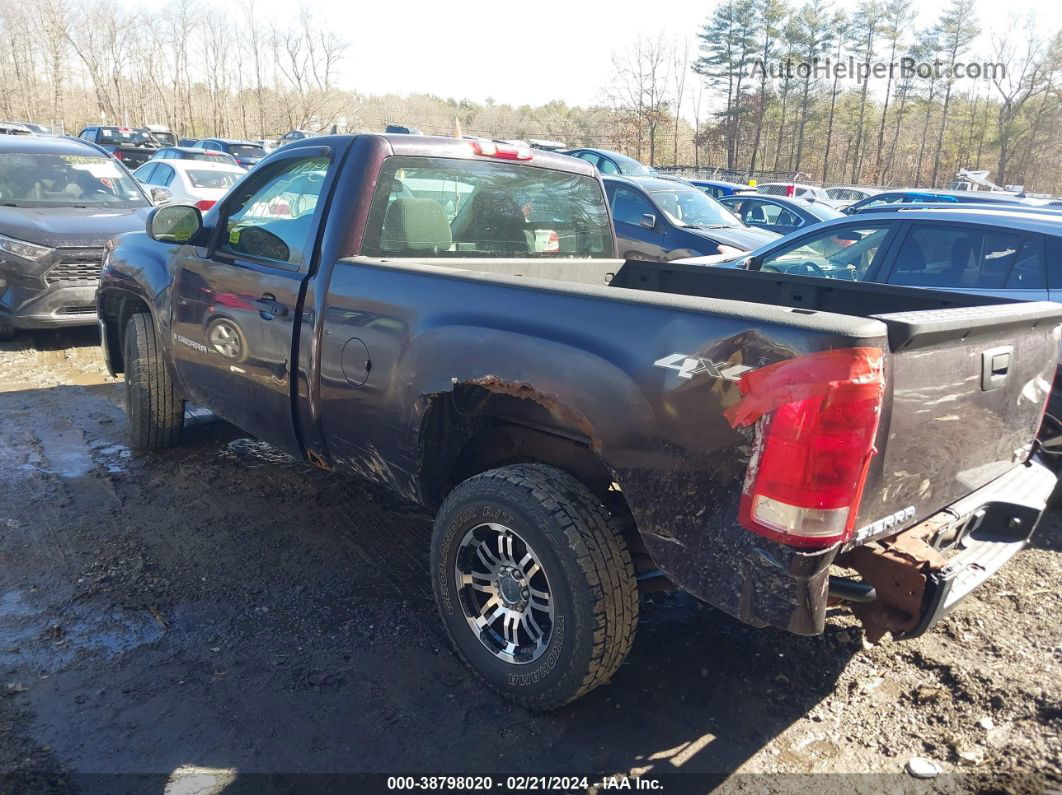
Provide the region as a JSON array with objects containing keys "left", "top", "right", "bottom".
[{"left": 783, "top": 261, "right": 825, "bottom": 276}]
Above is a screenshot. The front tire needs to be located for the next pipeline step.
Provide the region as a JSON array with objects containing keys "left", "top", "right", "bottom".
[
  {"left": 431, "top": 464, "right": 638, "bottom": 709},
  {"left": 124, "top": 311, "right": 184, "bottom": 449}
]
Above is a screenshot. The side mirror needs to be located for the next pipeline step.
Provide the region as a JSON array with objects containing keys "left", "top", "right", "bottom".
[
  {"left": 149, "top": 186, "right": 173, "bottom": 206},
  {"left": 640, "top": 213, "right": 656, "bottom": 230},
  {"left": 148, "top": 204, "right": 202, "bottom": 244}
]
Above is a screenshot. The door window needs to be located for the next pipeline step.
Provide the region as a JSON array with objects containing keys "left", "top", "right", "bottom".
[
  {"left": 1005, "top": 237, "right": 1046, "bottom": 289},
  {"left": 611, "top": 187, "right": 654, "bottom": 226},
  {"left": 219, "top": 155, "right": 329, "bottom": 267},
  {"left": 887, "top": 225, "right": 1029, "bottom": 289},
  {"left": 134, "top": 164, "right": 157, "bottom": 184},
  {"left": 155, "top": 165, "right": 175, "bottom": 187},
  {"left": 576, "top": 152, "right": 601, "bottom": 169},
  {"left": 860, "top": 195, "right": 903, "bottom": 209},
  {"left": 758, "top": 224, "right": 892, "bottom": 280},
  {"left": 741, "top": 200, "right": 801, "bottom": 228},
  {"left": 1046, "top": 236, "right": 1062, "bottom": 290}
]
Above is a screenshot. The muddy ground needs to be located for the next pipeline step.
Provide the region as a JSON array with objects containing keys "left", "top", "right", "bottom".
[{"left": 0, "top": 328, "right": 1059, "bottom": 794}]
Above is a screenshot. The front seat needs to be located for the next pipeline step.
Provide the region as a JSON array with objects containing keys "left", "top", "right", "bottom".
[
  {"left": 941, "top": 236, "right": 975, "bottom": 286},
  {"left": 379, "top": 198, "right": 453, "bottom": 254}
]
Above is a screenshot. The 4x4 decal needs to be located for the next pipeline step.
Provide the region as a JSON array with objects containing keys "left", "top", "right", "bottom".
[{"left": 654, "top": 353, "right": 756, "bottom": 381}]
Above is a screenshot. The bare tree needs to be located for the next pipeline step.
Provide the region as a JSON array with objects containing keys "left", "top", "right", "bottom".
[
  {"left": 873, "top": 0, "right": 914, "bottom": 179},
  {"left": 670, "top": 37, "right": 691, "bottom": 166},
  {"left": 607, "top": 35, "right": 673, "bottom": 165},
  {"left": 929, "top": 0, "right": 979, "bottom": 187},
  {"left": 990, "top": 19, "right": 1058, "bottom": 185}
]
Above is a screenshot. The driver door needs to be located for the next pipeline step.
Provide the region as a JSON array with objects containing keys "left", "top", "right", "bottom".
[{"left": 169, "top": 146, "right": 334, "bottom": 452}]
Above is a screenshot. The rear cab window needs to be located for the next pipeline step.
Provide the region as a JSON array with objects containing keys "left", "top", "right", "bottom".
[{"left": 362, "top": 156, "right": 612, "bottom": 258}]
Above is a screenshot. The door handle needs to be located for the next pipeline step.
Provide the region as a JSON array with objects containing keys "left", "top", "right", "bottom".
[
  {"left": 981, "top": 345, "right": 1012, "bottom": 391},
  {"left": 254, "top": 294, "right": 289, "bottom": 317}
]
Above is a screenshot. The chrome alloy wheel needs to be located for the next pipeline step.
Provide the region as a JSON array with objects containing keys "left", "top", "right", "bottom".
[
  {"left": 454, "top": 522, "right": 554, "bottom": 665},
  {"left": 208, "top": 320, "right": 242, "bottom": 359}
]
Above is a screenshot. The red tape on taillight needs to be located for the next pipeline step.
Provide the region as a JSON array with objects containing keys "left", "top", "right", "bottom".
[{"left": 725, "top": 348, "right": 885, "bottom": 548}]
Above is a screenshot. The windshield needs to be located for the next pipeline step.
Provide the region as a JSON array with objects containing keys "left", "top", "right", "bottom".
[
  {"left": 98, "top": 127, "right": 156, "bottom": 147},
  {"left": 153, "top": 132, "right": 177, "bottom": 147},
  {"left": 200, "top": 152, "right": 237, "bottom": 165},
  {"left": 364, "top": 156, "right": 612, "bottom": 258},
  {"left": 0, "top": 153, "right": 148, "bottom": 208},
  {"left": 650, "top": 188, "right": 743, "bottom": 228},
  {"left": 614, "top": 156, "right": 650, "bottom": 176},
  {"left": 229, "top": 144, "right": 266, "bottom": 158},
  {"left": 187, "top": 169, "right": 240, "bottom": 190}
]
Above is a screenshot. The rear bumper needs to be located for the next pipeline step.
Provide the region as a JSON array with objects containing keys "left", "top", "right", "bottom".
[{"left": 838, "top": 459, "right": 1056, "bottom": 641}]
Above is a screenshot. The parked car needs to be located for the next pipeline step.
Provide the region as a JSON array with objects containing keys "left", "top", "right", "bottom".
[
  {"left": 561, "top": 147, "right": 651, "bottom": 176},
  {"left": 756, "top": 181, "right": 832, "bottom": 201},
  {"left": 133, "top": 160, "right": 245, "bottom": 211},
  {"left": 383, "top": 125, "right": 421, "bottom": 135},
  {"left": 11, "top": 122, "right": 53, "bottom": 135},
  {"left": 719, "top": 193, "right": 844, "bottom": 235},
  {"left": 0, "top": 123, "right": 34, "bottom": 136},
  {"left": 77, "top": 125, "right": 159, "bottom": 169},
  {"left": 98, "top": 133, "right": 1061, "bottom": 710},
  {"left": 148, "top": 146, "right": 240, "bottom": 168},
  {"left": 843, "top": 189, "right": 1028, "bottom": 214},
  {"left": 679, "top": 203, "right": 1062, "bottom": 424},
  {"left": 280, "top": 130, "right": 316, "bottom": 145},
  {"left": 604, "top": 175, "right": 778, "bottom": 260},
  {"left": 0, "top": 135, "right": 155, "bottom": 339},
  {"left": 826, "top": 186, "right": 881, "bottom": 205},
  {"left": 194, "top": 138, "right": 267, "bottom": 169},
  {"left": 687, "top": 178, "right": 754, "bottom": 199},
  {"left": 678, "top": 205, "right": 1058, "bottom": 288},
  {"left": 140, "top": 125, "right": 178, "bottom": 147}
]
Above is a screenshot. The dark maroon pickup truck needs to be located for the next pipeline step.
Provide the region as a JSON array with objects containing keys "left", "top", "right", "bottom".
[{"left": 96, "top": 134, "right": 1062, "bottom": 708}]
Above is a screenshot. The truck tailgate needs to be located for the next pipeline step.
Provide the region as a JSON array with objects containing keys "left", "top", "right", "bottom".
[{"left": 852, "top": 301, "right": 1062, "bottom": 544}]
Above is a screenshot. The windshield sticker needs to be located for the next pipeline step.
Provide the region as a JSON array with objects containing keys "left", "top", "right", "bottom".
[{"left": 62, "top": 157, "right": 122, "bottom": 179}]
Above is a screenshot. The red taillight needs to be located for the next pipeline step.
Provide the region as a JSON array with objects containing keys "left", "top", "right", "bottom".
[
  {"left": 785, "top": 184, "right": 796, "bottom": 197},
  {"left": 194, "top": 199, "right": 216, "bottom": 211},
  {"left": 725, "top": 348, "right": 885, "bottom": 548},
  {"left": 113, "top": 151, "right": 124, "bottom": 161},
  {"left": 470, "top": 140, "right": 532, "bottom": 160}
]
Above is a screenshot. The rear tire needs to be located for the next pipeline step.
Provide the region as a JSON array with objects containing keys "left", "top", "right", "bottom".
[
  {"left": 124, "top": 311, "right": 184, "bottom": 449},
  {"left": 0, "top": 320, "right": 15, "bottom": 341},
  {"left": 431, "top": 464, "right": 638, "bottom": 710}
]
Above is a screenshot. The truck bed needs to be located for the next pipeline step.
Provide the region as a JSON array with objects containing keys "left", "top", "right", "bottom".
[{"left": 336, "top": 254, "right": 1060, "bottom": 540}]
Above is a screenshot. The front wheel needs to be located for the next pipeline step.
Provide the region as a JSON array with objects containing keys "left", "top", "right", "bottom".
[
  {"left": 124, "top": 311, "right": 184, "bottom": 449},
  {"left": 431, "top": 464, "right": 638, "bottom": 709}
]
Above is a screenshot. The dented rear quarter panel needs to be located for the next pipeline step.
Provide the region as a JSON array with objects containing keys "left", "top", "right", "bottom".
[{"left": 308, "top": 256, "right": 891, "bottom": 632}]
